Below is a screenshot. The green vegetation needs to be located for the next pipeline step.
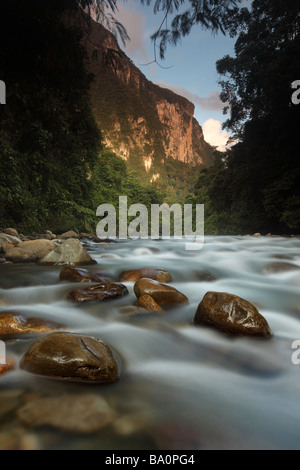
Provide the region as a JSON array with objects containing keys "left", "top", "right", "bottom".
[
  {"left": 0, "top": 0, "right": 163, "bottom": 234},
  {"left": 2, "top": 0, "right": 297, "bottom": 236}
]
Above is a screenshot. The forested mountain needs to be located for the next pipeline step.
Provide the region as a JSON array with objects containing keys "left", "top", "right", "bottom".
[
  {"left": 68, "top": 10, "right": 215, "bottom": 202},
  {"left": 0, "top": 1, "right": 214, "bottom": 233}
]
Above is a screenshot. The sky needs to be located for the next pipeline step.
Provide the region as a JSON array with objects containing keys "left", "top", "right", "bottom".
[{"left": 113, "top": 0, "right": 238, "bottom": 151}]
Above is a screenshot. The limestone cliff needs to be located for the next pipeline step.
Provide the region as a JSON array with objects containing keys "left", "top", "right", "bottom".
[{"left": 66, "top": 11, "right": 214, "bottom": 188}]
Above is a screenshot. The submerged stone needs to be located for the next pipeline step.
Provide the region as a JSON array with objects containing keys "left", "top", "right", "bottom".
[
  {"left": 17, "top": 393, "right": 114, "bottom": 434},
  {"left": 194, "top": 291, "right": 272, "bottom": 337},
  {"left": 20, "top": 332, "right": 119, "bottom": 383},
  {"left": 263, "top": 262, "right": 300, "bottom": 274}
]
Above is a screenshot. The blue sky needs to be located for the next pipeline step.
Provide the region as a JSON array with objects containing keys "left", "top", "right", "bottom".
[{"left": 114, "top": 0, "right": 238, "bottom": 149}]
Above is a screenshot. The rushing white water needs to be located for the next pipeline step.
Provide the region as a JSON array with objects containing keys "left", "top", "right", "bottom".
[{"left": 1, "top": 235, "right": 300, "bottom": 449}]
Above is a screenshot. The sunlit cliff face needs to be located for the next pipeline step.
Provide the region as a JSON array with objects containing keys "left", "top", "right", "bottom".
[{"left": 73, "top": 10, "right": 214, "bottom": 171}]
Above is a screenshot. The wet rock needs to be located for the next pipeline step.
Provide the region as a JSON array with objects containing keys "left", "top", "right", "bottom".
[
  {"left": 137, "top": 295, "right": 163, "bottom": 312},
  {"left": 45, "top": 230, "right": 56, "bottom": 240},
  {"left": 80, "top": 232, "right": 95, "bottom": 239},
  {"left": 271, "top": 254, "right": 293, "bottom": 260},
  {"left": 57, "top": 230, "right": 80, "bottom": 240},
  {"left": 17, "top": 393, "right": 114, "bottom": 434},
  {"left": 194, "top": 291, "right": 272, "bottom": 337},
  {"left": 119, "top": 268, "right": 172, "bottom": 283},
  {"left": 0, "top": 358, "right": 15, "bottom": 376},
  {"left": 36, "top": 233, "right": 52, "bottom": 240},
  {"left": 20, "top": 332, "right": 119, "bottom": 383},
  {"left": 4, "top": 228, "right": 19, "bottom": 238},
  {"left": 134, "top": 278, "right": 189, "bottom": 308},
  {"left": 0, "top": 313, "right": 64, "bottom": 339},
  {"left": 263, "top": 262, "right": 300, "bottom": 274},
  {"left": 37, "top": 239, "right": 96, "bottom": 266},
  {"left": 0, "top": 233, "right": 22, "bottom": 252},
  {"left": 196, "top": 270, "right": 217, "bottom": 282},
  {"left": 5, "top": 240, "right": 56, "bottom": 263},
  {"left": 0, "top": 389, "right": 23, "bottom": 418},
  {"left": 59, "top": 266, "right": 114, "bottom": 284},
  {"left": 67, "top": 282, "right": 128, "bottom": 303}
]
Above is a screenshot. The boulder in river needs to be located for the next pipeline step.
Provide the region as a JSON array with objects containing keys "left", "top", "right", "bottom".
[
  {"left": 0, "top": 313, "right": 64, "bottom": 339},
  {"left": 20, "top": 332, "right": 120, "bottom": 383},
  {"left": 4, "top": 228, "right": 19, "bottom": 238},
  {"left": 5, "top": 240, "right": 56, "bottom": 263},
  {"left": 263, "top": 262, "right": 300, "bottom": 274},
  {"left": 57, "top": 230, "right": 80, "bottom": 240},
  {"left": 118, "top": 305, "right": 149, "bottom": 315},
  {"left": 194, "top": 291, "right": 272, "bottom": 337},
  {"left": 17, "top": 393, "right": 115, "bottom": 434},
  {"left": 119, "top": 268, "right": 172, "bottom": 283},
  {"left": 37, "top": 239, "right": 96, "bottom": 266},
  {"left": 0, "top": 233, "right": 22, "bottom": 253},
  {"left": 134, "top": 278, "right": 189, "bottom": 308},
  {"left": 67, "top": 282, "right": 128, "bottom": 303},
  {"left": 59, "top": 266, "right": 114, "bottom": 283}
]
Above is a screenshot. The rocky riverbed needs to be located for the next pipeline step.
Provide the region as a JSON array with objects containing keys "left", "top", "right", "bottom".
[{"left": 0, "top": 231, "right": 300, "bottom": 449}]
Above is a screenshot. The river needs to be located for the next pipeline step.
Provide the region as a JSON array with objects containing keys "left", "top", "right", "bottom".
[{"left": 1, "top": 235, "right": 300, "bottom": 450}]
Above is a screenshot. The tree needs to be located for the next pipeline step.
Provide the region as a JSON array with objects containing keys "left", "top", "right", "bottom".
[
  {"left": 213, "top": 0, "right": 300, "bottom": 233},
  {"left": 141, "top": 0, "right": 243, "bottom": 61}
]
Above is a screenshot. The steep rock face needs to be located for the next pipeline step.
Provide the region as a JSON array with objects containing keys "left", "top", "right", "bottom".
[{"left": 67, "top": 12, "right": 214, "bottom": 175}]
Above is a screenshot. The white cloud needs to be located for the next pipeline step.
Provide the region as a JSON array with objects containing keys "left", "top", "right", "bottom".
[
  {"left": 202, "top": 118, "right": 232, "bottom": 152},
  {"left": 155, "top": 81, "right": 224, "bottom": 111},
  {"left": 115, "top": 1, "right": 151, "bottom": 65}
]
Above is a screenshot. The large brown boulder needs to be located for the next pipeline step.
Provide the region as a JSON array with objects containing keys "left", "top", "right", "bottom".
[
  {"left": 5, "top": 240, "right": 56, "bottom": 263},
  {"left": 67, "top": 282, "right": 128, "bottom": 303},
  {"left": 20, "top": 332, "right": 119, "bottom": 383},
  {"left": 194, "top": 291, "right": 272, "bottom": 337},
  {"left": 119, "top": 268, "right": 172, "bottom": 283},
  {"left": 134, "top": 278, "right": 188, "bottom": 308},
  {"left": 37, "top": 239, "right": 96, "bottom": 266}
]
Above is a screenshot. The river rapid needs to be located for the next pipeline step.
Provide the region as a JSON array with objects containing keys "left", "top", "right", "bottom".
[{"left": 1, "top": 235, "right": 300, "bottom": 450}]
